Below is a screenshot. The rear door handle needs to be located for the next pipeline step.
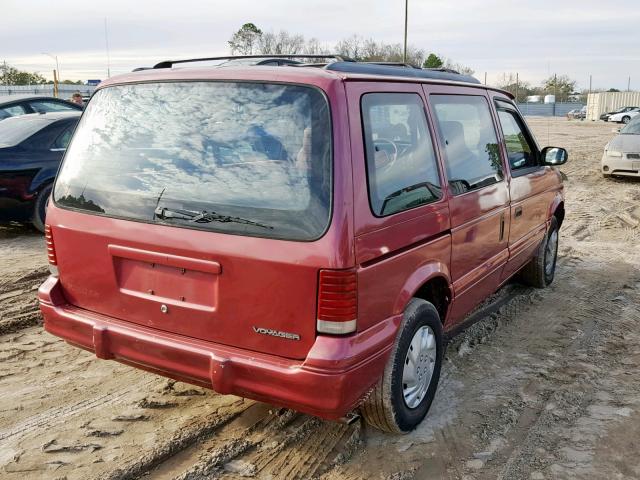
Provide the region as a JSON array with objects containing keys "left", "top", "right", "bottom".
[{"left": 514, "top": 206, "right": 523, "bottom": 218}]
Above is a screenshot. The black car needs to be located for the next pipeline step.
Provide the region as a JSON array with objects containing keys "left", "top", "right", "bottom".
[
  {"left": 0, "top": 95, "right": 83, "bottom": 121},
  {"left": 0, "top": 111, "right": 80, "bottom": 231},
  {"left": 600, "top": 106, "right": 639, "bottom": 122}
]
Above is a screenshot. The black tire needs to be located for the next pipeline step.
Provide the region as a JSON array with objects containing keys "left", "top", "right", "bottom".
[
  {"left": 622, "top": 116, "right": 631, "bottom": 124},
  {"left": 519, "top": 216, "right": 559, "bottom": 288},
  {"left": 31, "top": 184, "right": 52, "bottom": 233},
  {"left": 361, "top": 298, "right": 444, "bottom": 433}
]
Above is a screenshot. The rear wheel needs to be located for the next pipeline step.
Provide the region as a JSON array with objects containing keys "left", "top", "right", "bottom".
[
  {"left": 361, "top": 298, "right": 443, "bottom": 433},
  {"left": 31, "top": 184, "right": 52, "bottom": 233},
  {"left": 519, "top": 216, "right": 559, "bottom": 288}
]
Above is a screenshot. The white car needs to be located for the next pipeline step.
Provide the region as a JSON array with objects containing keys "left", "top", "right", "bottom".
[
  {"left": 608, "top": 108, "right": 640, "bottom": 124},
  {"left": 602, "top": 116, "right": 640, "bottom": 178}
]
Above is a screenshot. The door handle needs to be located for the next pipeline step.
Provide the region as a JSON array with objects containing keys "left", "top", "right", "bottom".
[
  {"left": 499, "top": 213, "right": 505, "bottom": 242},
  {"left": 514, "top": 206, "right": 523, "bottom": 218}
]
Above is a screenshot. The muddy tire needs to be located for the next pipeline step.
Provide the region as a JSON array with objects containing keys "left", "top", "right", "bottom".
[
  {"left": 519, "top": 216, "right": 559, "bottom": 288},
  {"left": 361, "top": 298, "right": 443, "bottom": 433},
  {"left": 31, "top": 184, "right": 52, "bottom": 233}
]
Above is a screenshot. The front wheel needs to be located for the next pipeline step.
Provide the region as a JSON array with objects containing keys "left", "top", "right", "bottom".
[
  {"left": 361, "top": 299, "right": 443, "bottom": 433},
  {"left": 519, "top": 216, "right": 559, "bottom": 288},
  {"left": 622, "top": 116, "right": 631, "bottom": 124}
]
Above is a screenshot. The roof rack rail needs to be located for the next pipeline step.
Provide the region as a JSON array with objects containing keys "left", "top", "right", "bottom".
[
  {"left": 363, "top": 61, "right": 421, "bottom": 69},
  {"left": 153, "top": 54, "right": 355, "bottom": 69},
  {"left": 324, "top": 62, "right": 480, "bottom": 84}
]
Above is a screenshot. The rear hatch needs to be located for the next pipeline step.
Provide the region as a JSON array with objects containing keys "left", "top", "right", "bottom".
[{"left": 51, "top": 80, "right": 334, "bottom": 359}]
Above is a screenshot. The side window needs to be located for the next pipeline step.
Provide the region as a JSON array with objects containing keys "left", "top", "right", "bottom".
[
  {"left": 0, "top": 104, "right": 26, "bottom": 120},
  {"left": 431, "top": 95, "right": 502, "bottom": 195},
  {"left": 495, "top": 103, "right": 538, "bottom": 171},
  {"left": 361, "top": 93, "right": 441, "bottom": 216},
  {"left": 52, "top": 125, "right": 74, "bottom": 150},
  {"left": 29, "top": 101, "right": 75, "bottom": 113}
]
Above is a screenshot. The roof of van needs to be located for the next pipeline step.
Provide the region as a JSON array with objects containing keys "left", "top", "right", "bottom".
[{"left": 99, "top": 63, "right": 514, "bottom": 99}]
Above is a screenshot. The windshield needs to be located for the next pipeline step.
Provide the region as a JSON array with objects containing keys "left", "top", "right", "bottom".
[
  {"left": 54, "top": 81, "right": 332, "bottom": 241},
  {"left": 620, "top": 118, "right": 640, "bottom": 134},
  {"left": 0, "top": 116, "right": 50, "bottom": 147}
]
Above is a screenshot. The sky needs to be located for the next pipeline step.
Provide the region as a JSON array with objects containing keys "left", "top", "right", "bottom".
[{"left": 2, "top": 0, "right": 639, "bottom": 91}]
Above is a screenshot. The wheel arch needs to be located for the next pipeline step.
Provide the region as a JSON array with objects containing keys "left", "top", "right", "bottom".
[
  {"left": 552, "top": 200, "right": 565, "bottom": 229},
  {"left": 392, "top": 262, "right": 452, "bottom": 325}
]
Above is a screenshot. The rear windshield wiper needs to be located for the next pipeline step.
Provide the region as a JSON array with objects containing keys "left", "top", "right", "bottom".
[{"left": 154, "top": 206, "right": 273, "bottom": 230}]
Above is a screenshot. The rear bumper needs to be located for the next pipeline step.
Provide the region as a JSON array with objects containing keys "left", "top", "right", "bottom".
[
  {"left": 39, "top": 276, "right": 398, "bottom": 420},
  {"left": 601, "top": 153, "right": 640, "bottom": 177}
]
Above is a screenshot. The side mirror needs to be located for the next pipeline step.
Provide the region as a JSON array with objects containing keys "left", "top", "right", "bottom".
[
  {"left": 611, "top": 127, "right": 621, "bottom": 133},
  {"left": 541, "top": 146, "right": 568, "bottom": 166}
]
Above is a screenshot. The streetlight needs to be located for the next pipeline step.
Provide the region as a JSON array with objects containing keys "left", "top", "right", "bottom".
[{"left": 42, "top": 52, "right": 60, "bottom": 98}]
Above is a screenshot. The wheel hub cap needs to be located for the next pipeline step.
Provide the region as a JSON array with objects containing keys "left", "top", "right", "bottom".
[{"left": 402, "top": 325, "right": 437, "bottom": 409}]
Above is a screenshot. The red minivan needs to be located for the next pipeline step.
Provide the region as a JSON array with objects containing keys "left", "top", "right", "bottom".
[{"left": 39, "top": 56, "right": 567, "bottom": 433}]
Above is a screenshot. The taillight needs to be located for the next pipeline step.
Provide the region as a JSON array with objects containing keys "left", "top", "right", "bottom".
[
  {"left": 317, "top": 269, "right": 357, "bottom": 335},
  {"left": 44, "top": 224, "right": 58, "bottom": 275}
]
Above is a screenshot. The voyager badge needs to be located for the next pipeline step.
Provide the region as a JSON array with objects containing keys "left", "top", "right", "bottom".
[{"left": 252, "top": 326, "right": 300, "bottom": 341}]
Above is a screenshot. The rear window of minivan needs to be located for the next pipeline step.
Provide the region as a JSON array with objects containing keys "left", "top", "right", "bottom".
[{"left": 54, "top": 81, "right": 332, "bottom": 241}]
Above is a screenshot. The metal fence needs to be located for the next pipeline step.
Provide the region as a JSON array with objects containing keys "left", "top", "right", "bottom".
[
  {"left": 516, "top": 102, "right": 584, "bottom": 117},
  {"left": 0, "top": 84, "right": 96, "bottom": 98}
]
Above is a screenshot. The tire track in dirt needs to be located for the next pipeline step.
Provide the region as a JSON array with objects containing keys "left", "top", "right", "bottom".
[
  {"left": 2, "top": 119, "right": 640, "bottom": 480},
  {"left": 0, "top": 266, "right": 48, "bottom": 335}
]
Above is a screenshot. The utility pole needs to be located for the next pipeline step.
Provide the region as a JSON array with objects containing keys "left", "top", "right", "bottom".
[
  {"left": 52, "top": 70, "right": 59, "bottom": 98},
  {"left": 516, "top": 73, "right": 519, "bottom": 104},
  {"left": 589, "top": 74, "right": 592, "bottom": 96},
  {"left": 403, "top": 0, "right": 408, "bottom": 64},
  {"left": 553, "top": 73, "right": 557, "bottom": 116},
  {"left": 628, "top": 76, "right": 631, "bottom": 92},
  {"left": 42, "top": 53, "right": 59, "bottom": 97}
]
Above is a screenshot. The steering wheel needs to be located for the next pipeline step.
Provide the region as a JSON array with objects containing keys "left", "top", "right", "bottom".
[{"left": 373, "top": 138, "right": 398, "bottom": 173}]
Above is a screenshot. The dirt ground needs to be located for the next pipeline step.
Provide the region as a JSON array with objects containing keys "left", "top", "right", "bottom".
[{"left": 1, "top": 117, "right": 639, "bottom": 480}]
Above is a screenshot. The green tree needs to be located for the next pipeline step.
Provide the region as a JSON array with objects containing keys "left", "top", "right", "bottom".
[
  {"left": 228, "top": 23, "right": 263, "bottom": 55},
  {"left": 423, "top": 53, "right": 444, "bottom": 68},
  {"left": 542, "top": 75, "right": 577, "bottom": 102},
  {"left": 497, "top": 73, "right": 534, "bottom": 103},
  {"left": 0, "top": 62, "right": 47, "bottom": 85}
]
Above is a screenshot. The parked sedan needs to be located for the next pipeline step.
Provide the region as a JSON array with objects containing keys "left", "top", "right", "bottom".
[
  {"left": 602, "top": 116, "right": 640, "bottom": 178},
  {"left": 0, "top": 111, "right": 80, "bottom": 230},
  {"left": 608, "top": 108, "right": 640, "bottom": 124},
  {"left": 600, "top": 106, "right": 640, "bottom": 123},
  {"left": 0, "top": 95, "right": 83, "bottom": 121},
  {"left": 567, "top": 106, "right": 587, "bottom": 120}
]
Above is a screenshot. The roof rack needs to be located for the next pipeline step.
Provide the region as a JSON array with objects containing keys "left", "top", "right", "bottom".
[
  {"left": 153, "top": 54, "right": 354, "bottom": 69},
  {"left": 325, "top": 62, "right": 480, "bottom": 84},
  {"left": 148, "top": 54, "right": 480, "bottom": 85},
  {"left": 363, "top": 61, "right": 421, "bottom": 69}
]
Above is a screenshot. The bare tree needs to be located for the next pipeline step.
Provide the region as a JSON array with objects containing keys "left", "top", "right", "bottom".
[
  {"left": 303, "top": 38, "right": 330, "bottom": 55},
  {"left": 256, "top": 30, "right": 305, "bottom": 55},
  {"left": 335, "top": 35, "right": 365, "bottom": 60},
  {"left": 336, "top": 35, "right": 424, "bottom": 65},
  {"left": 441, "top": 57, "right": 475, "bottom": 75}
]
